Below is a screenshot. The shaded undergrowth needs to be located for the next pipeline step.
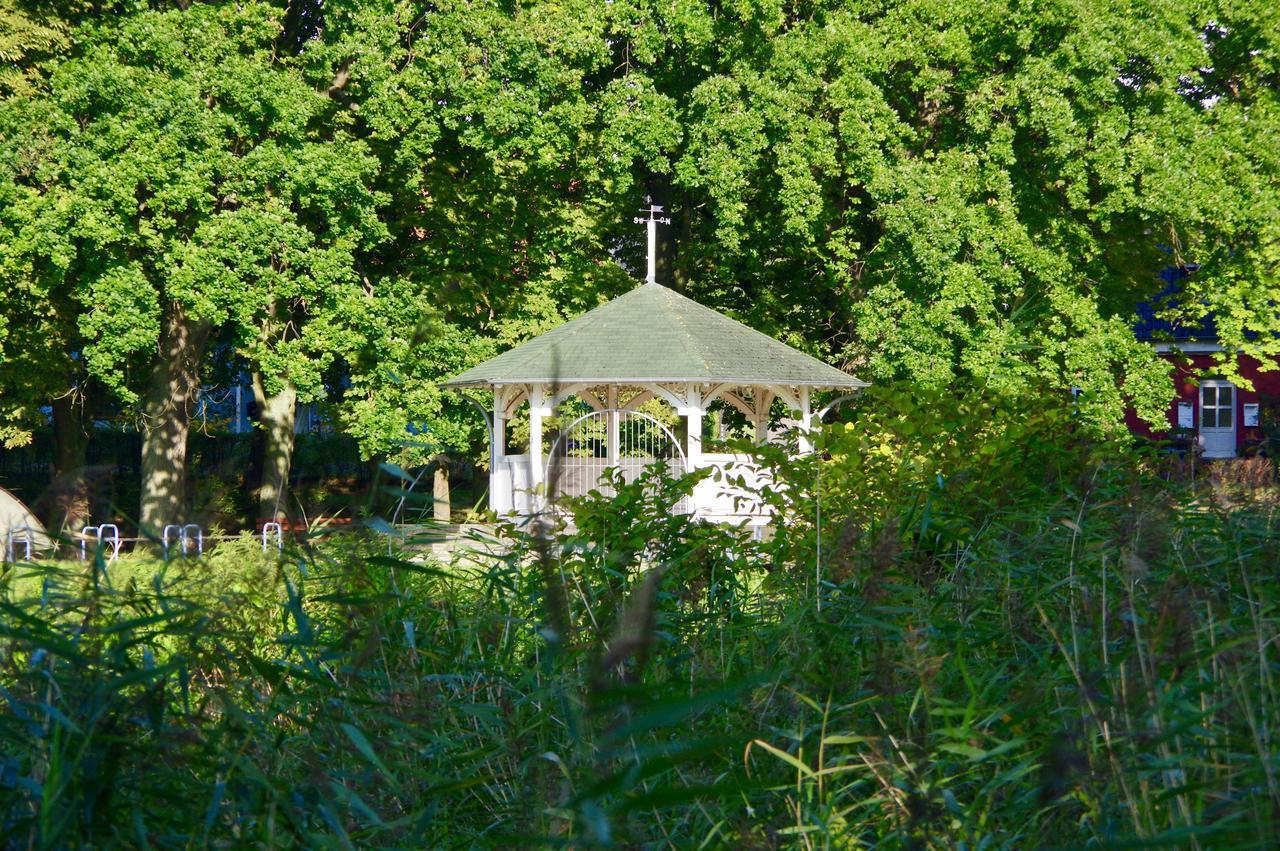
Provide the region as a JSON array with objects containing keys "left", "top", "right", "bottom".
[{"left": 1, "top": 449, "right": 1278, "bottom": 848}]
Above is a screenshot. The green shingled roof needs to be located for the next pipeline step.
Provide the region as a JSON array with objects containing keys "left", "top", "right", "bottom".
[{"left": 441, "top": 283, "right": 867, "bottom": 389}]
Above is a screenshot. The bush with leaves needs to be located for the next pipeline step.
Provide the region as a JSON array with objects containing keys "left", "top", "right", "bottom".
[
  {"left": 742, "top": 385, "right": 1114, "bottom": 586},
  {"left": 1, "top": 446, "right": 1278, "bottom": 846}
]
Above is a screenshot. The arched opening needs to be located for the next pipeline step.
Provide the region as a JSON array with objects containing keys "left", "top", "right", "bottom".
[{"left": 546, "top": 409, "right": 691, "bottom": 513}]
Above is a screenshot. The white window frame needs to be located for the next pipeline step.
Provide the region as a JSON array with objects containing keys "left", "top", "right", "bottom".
[{"left": 1198, "top": 379, "right": 1237, "bottom": 458}]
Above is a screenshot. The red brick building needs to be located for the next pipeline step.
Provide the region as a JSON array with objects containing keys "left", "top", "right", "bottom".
[
  {"left": 1127, "top": 278, "right": 1280, "bottom": 458},
  {"left": 1126, "top": 345, "right": 1280, "bottom": 459}
]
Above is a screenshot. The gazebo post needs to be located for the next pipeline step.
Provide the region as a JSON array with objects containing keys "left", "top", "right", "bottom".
[
  {"left": 528, "top": 385, "right": 551, "bottom": 501},
  {"left": 491, "top": 386, "right": 508, "bottom": 515},
  {"left": 606, "top": 386, "right": 620, "bottom": 468},
  {"left": 679, "top": 386, "right": 704, "bottom": 470},
  {"left": 754, "top": 387, "right": 773, "bottom": 444}
]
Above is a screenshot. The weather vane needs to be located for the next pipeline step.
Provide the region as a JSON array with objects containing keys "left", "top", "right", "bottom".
[{"left": 633, "top": 195, "right": 671, "bottom": 286}]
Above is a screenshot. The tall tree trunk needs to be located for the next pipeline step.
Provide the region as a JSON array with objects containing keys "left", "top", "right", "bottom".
[
  {"left": 47, "top": 391, "right": 90, "bottom": 538},
  {"left": 139, "top": 308, "right": 210, "bottom": 538},
  {"left": 432, "top": 456, "right": 451, "bottom": 522},
  {"left": 252, "top": 370, "right": 297, "bottom": 523}
]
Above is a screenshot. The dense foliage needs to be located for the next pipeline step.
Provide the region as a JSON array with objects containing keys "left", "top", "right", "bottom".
[
  {"left": 2, "top": 3, "right": 1280, "bottom": 844},
  {"left": 1, "top": 0, "right": 1278, "bottom": 527},
  {"left": 1, "top": 406, "right": 1278, "bottom": 846},
  {"left": 2, "top": 3, "right": 1278, "bottom": 845}
]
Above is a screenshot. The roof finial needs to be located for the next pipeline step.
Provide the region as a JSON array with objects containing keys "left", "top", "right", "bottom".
[{"left": 633, "top": 195, "right": 671, "bottom": 286}]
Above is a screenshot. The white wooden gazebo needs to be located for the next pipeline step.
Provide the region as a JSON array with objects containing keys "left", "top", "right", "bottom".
[{"left": 441, "top": 206, "right": 867, "bottom": 525}]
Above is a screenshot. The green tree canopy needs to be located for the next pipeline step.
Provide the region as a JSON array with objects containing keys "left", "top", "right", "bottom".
[
  {"left": 318, "top": 0, "right": 684, "bottom": 464},
  {"left": 661, "top": 0, "right": 1279, "bottom": 430},
  {"left": 342, "top": 0, "right": 1279, "bottom": 441},
  {"left": 2, "top": 0, "right": 1277, "bottom": 505},
  {"left": 0, "top": 1, "right": 386, "bottom": 525}
]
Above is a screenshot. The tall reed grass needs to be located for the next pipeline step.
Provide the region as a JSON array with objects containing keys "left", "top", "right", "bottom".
[{"left": 0, "top": 451, "right": 1277, "bottom": 847}]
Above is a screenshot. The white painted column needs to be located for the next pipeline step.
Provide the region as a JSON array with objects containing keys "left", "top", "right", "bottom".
[
  {"left": 490, "top": 387, "right": 509, "bottom": 515},
  {"left": 528, "top": 385, "right": 552, "bottom": 503},
  {"left": 798, "top": 386, "right": 813, "bottom": 454},
  {"left": 679, "top": 386, "right": 704, "bottom": 470},
  {"left": 606, "top": 385, "right": 620, "bottom": 467},
  {"left": 754, "top": 388, "right": 773, "bottom": 444},
  {"left": 678, "top": 387, "right": 706, "bottom": 516}
]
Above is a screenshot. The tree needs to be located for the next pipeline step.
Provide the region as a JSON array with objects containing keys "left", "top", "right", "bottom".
[
  {"left": 1, "top": 2, "right": 384, "bottom": 532},
  {"left": 660, "top": 0, "right": 1279, "bottom": 431},
  {"left": 1153, "top": 12, "right": 1280, "bottom": 377},
  {"left": 0, "top": 1, "right": 113, "bottom": 532},
  {"left": 0, "top": 93, "right": 96, "bottom": 533},
  {"left": 0, "top": 0, "right": 74, "bottom": 100},
  {"left": 347, "top": 0, "right": 1278, "bottom": 446},
  {"left": 310, "top": 0, "right": 681, "bottom": 479},
  {"left": 5, "top": 0, "right": 1276, "bottom": 530}
]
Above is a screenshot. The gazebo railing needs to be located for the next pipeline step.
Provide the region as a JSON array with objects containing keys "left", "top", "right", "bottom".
[{"left": 546, "top": 409, "right": 690, "bottom": 514}]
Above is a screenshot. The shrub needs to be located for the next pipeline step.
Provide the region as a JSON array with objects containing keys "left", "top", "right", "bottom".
[{"left": 0, "top": 432, "right": 1277, "bottom": 847}]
